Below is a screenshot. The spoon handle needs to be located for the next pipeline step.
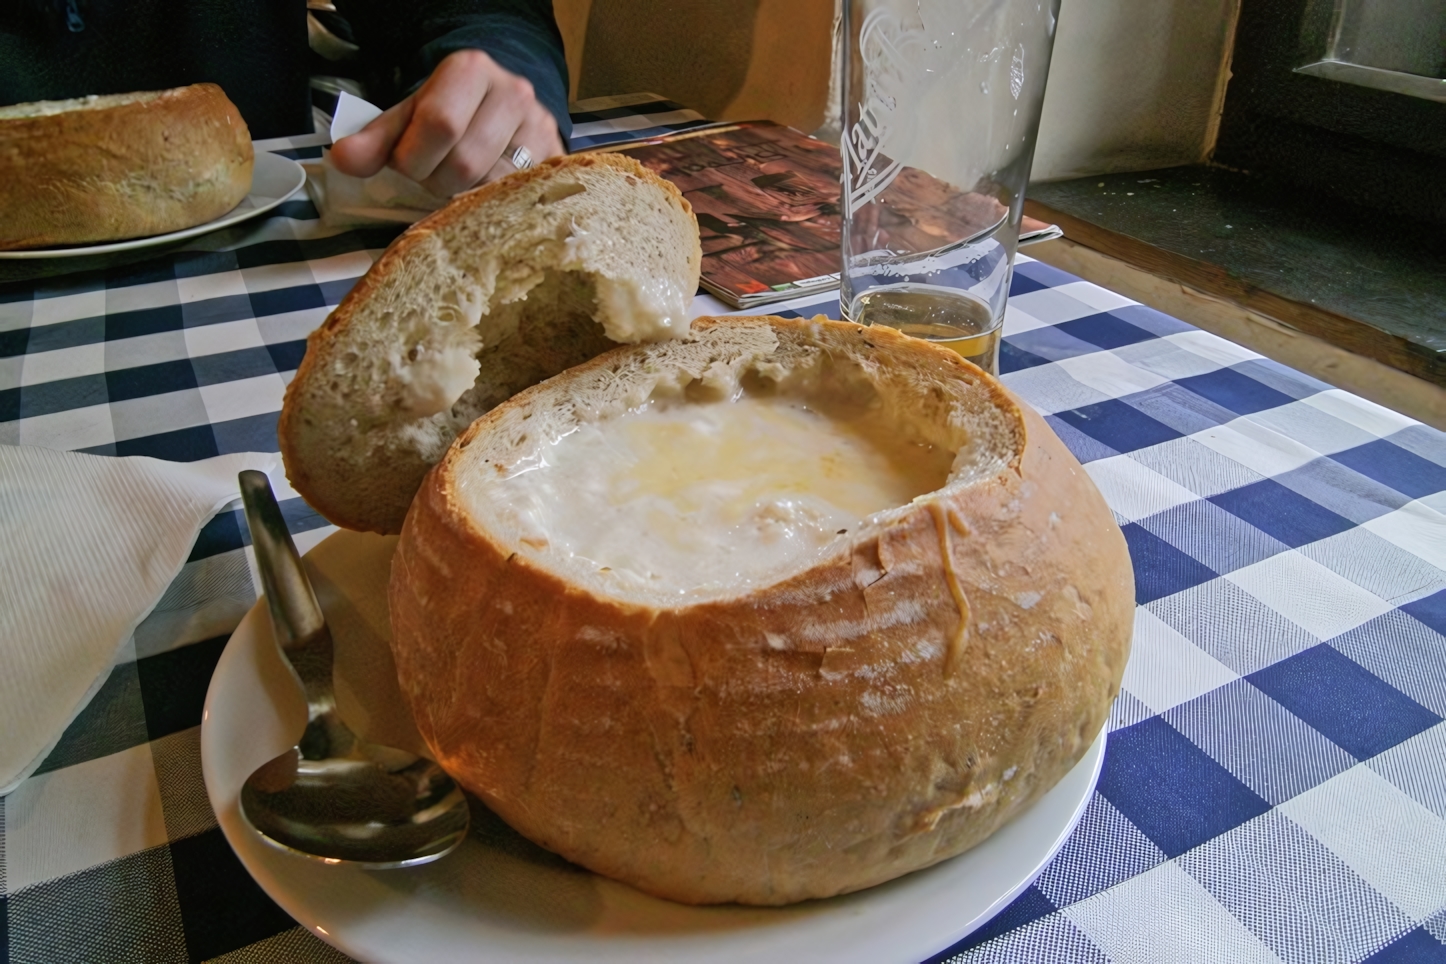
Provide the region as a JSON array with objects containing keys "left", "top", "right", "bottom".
[{"left": 238, "top": 470, "right": 333, "bottom": 706}]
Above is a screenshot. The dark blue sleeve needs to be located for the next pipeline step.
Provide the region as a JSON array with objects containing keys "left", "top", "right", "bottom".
[{"left": 408, "top": 0, "right": 572, "bottom": 144}]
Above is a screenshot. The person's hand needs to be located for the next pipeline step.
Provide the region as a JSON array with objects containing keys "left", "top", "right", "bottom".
[{"left": 330, "top": 49, "right": 565, "bottom": 197}]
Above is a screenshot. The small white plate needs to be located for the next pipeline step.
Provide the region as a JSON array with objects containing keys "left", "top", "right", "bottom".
[
  {"left": 201, "top": 530, "right": 1105, "bottom": 964},
  {"left": 0, "top": 150, "right": 307, "bottom": 259}
]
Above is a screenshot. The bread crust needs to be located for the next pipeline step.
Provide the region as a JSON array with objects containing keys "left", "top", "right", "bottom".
[
  {"left": 389, "top": 315, "right": 1134, "bottom": 905},
  {"left": 278, "top": 152, "right": 701, "bottom": 535},
  {"left": 0, "top": 84, "right": 253, "bottom": 250}
]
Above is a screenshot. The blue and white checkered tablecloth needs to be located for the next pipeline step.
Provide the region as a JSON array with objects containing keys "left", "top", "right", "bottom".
[{"left": 1, "top": 100, "right": 1444, "bottom": 964}]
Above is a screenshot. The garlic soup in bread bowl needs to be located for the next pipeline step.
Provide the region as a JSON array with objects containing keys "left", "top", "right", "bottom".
[{"left": 389, "top": 314, "right": 1134, "bottom": 906}]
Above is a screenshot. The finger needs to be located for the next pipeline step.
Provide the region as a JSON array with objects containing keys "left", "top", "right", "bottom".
[
  {"left": 390, "top": 57, "right": 491, "bottom": 185},
  {"left": 517, "top": 109, "right": 567, "bottom": 163},
  {"left": 478, "top": 153, "right": 518, "bottom": 187},
  {"left": 534, "top": 104, "right": 569, "bottom": 160},
  {"left": 329, "top": 99, "right": 415, "bottom": 178},
  {"left": 474, "top": 110, "right": 566, "bottom": 188},
  {"left": 421, "top": 86, "right": 527, "bottom": 196}
]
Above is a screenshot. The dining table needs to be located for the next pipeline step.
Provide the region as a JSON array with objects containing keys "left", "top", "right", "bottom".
[{"left": 1, "top": 95, "right": 1444, "bottom": 964}]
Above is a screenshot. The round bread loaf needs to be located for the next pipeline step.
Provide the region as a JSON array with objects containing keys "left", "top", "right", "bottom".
[
  {"left": 280, "top": 152, "right": 702, "bottom": 534},
  {"left": 0, "top": 84, "right": 253, "bottom": 250},
  {"left": 389, "top": 315, "right": 1135, "bottom": 906}
]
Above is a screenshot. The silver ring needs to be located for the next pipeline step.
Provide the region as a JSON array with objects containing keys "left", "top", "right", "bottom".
[{"left": 509, "top": 145, "right": 534, "bottom": 171}]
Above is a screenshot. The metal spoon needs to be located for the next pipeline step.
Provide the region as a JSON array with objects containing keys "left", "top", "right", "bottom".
[{"left": 236, "top": 470, "right": 470, "bottom": 868}]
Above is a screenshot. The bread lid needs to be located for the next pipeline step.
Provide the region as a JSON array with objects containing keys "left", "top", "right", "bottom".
[{"left": 279, "top": 153, "right": 702, "bottom": 533}]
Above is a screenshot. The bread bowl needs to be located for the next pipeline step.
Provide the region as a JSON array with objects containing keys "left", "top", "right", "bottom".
[
  {"left": 0, "top": 84, "right": 253, "bottom": 250},
  {"left": 389, "top": 314, "right": 1134, "bottom": 905},
  {"left": 279, "top": 152, "right": 702, "bottom": 534}
]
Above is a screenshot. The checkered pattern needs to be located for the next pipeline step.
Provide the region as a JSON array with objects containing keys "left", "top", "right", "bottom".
[
  {"left": 2, "top": 110, "right": 1445, "bottom": 963},
  {"left": 565, "top": 92, "right": 714, "bottom": 151},
  {"left": 759, "top": 267, "right": 1446, "bottom": 962}
]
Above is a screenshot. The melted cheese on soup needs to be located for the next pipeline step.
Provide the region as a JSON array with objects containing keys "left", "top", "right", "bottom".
[{"left": 472, "top": 393, "right": 953, "bottom": 595}]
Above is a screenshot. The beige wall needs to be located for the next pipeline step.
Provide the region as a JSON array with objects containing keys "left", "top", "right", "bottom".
[
  {"left": 554, "top": 0, "right": 833, "bottom": 135},
  {"left": 554, "top": 0, "right": 591, "bottom": 98},
  {"left": 557, "top": 0, "right": 1239, "bottom": 182},
  {"left": 1031, "top": 0, "right": 1240, "bottom": 181}
]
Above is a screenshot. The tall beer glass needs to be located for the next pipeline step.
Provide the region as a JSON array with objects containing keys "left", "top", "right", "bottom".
[{"left": 838, "top": 0, "right": 1061, "bottom": 375}]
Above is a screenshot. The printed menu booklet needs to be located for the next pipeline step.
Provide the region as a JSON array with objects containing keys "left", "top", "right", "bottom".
[{"left": 605, "top": 121, "right": 1059, "bottom": 309}]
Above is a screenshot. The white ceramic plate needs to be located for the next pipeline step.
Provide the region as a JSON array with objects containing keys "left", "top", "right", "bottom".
[
  {"left": 202, "top": 530, "right": 1105, "bottom": 964},
  {"left": 0, "top": 150, "right": 307, "bottom": 259}
]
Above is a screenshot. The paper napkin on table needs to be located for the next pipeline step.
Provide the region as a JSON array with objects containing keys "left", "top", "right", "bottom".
[
  {"left": 0, "top": 446, "right": 278, "bottom": 795},
  {"left": 303, "top": 91, "right": 449, "bottom": 228}
]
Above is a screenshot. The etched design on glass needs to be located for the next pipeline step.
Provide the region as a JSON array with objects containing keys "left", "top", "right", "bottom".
[{"left": 843, "top": 10, "right": 928, "bottom": 216}]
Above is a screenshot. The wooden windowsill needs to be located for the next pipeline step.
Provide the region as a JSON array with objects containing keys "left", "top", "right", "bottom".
[{"left": 1023, "top": 165, "right": 1445, "bottom": 390}]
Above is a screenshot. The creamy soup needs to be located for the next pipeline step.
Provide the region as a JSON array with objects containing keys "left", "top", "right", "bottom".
[{"left": 472, "top": 389, "right": 955, "bottom": 595}]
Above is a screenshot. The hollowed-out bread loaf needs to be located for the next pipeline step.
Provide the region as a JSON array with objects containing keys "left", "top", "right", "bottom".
[
  {"left": 279, "top": 152, "right": 702, "bottom": 534},
  {"left": 389, "top": 314, "right": 1134, "bottom": 905},
  {"left": 0, "top": 84, "right": 253, "bottom": 250}
]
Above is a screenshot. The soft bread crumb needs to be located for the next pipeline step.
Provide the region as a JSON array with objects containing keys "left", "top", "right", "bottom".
[
  {"left": 393, "top": 344, "right": 482, "bottom": 417},
  {"left": 592, "top": 274, "right": 689, "bottom": 342}
]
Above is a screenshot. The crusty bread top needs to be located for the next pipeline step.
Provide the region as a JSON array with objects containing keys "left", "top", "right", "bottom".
[
  {"left": 0, "top": 90, "right": 165, "bottom": 120},
  {"left": 279, "top": 152, "right": 702, "bottom": 534}
]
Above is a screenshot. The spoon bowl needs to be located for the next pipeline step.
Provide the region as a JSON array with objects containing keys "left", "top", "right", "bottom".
[{"left": 237, "top": 470, "right": 470, "bottom": 868}]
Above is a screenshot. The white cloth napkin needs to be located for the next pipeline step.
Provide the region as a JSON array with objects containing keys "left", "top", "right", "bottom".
[
  {"left": 303, "top": 91, "right": 449, "bottom": 228},
  {"left": 0, "top": 446, "right": 278, "bottom": 795}
]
